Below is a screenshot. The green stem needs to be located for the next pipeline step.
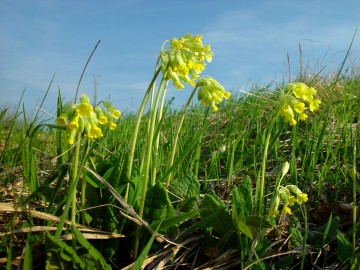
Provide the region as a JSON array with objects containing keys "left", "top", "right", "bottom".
[
  {"left": 71, "top": 132, "right": 81, "bottom": 247},
  {"left": 165, "top": 86, "right": 198, "bottom": 188},
  {"left": 300, "top": 205, "right": 308, "bottom": 270},
  {"left": 124, "top": 66, "right": 161, "bottom": 202},
  {"left": 54, "top": 136, "right": 89, "bottom": 241},
  {"left": 352, "top": 118, "right": 358, "bottom": 257},
  {"left": 81, "top": 167, "right": 87, "bottom": 225},
  {"left": 151, "top": 82, "right": 168, "bottom": 185},
  {"left": 140, "top": 78, "right": 165, "bottom": 213},
  {"left": 291, "top": 124, "right": 298, "bottom": 185},
  {"left": 257, "top": 118, "right": 276, "bottom": 216},
  {"left": 133, "top": 78, "right": 165, "bottom": 258}
]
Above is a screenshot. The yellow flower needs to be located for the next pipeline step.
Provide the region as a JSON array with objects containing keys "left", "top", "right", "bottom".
[
  {"left": 87, "top": 123, "right": 103, "bottom": 139},
  {"left": 170, "top": 38, "right": 184, "bottom": 50},
  {"left": 56, "top": 114, "right": 67, "bottom": 126},
  {"left": 287, "top": 185, "right": 308, "bottom": 204},
  {"left": 297, "top": 193, "right": 308, "bottom": 204},
  {"left": 271, "top": 209, "right": 279, "bottom": 218},
  {"left": 288, "top": 195, "right": 297, "bottom": 206},
  {"left": 162, "top": 33, "right": 213, "bottom": 89},
  {"left": 293, "top": 102, "right": 305, "bottom": 113},
  {"left": 68, "top": 137, "right": 75, "bottom": 145},
  {"left": 279, "top": 105, "right": 297, "bottom": 125},
  {"left": 98, "top": 114, "right": 108, "bottom": 125},
  {"left": 68, "top": 129, "right": 77, "bottom": 145},
  {"left": 298, "top": 112, "right": 308, "bottom": 121},
  {"left": 197, "top": 77, "right": 231, "bottom": 112},
  {"left": 187, "top": 60, "right": 205, "bottom": 74},
  {"left": 309, "top": 99, "right": 321, "bottom": 112},
  {"left": 77, "top": 103, "right": 93, "bottom": 118},
  {"left": 281, "top": 205, "right": 292, "bottom": 215},
  {"left": 109, "top": 121, "right": 117, "bottom": 130},
  {"left": 287, "top": 82, "right": 306, "bottom": 99},
  {"left": 111, "top": 109, "right": 121, "bottom": 119},
  {"left": 280, "top": 82, "right": 321, "bottom": 125},
  {"left": 303, "top": 87, "right": 317, "bottom": 102},
  {"left": 269, "top": 190, "right": 281, "bottom": 218},
  {"left": 67, "top": 115, "right": 79, "bottom": 131}
]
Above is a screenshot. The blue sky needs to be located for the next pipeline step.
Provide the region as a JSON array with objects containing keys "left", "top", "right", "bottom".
[{"left": 1, "top": 0, "right": 359, "bottom": 115}]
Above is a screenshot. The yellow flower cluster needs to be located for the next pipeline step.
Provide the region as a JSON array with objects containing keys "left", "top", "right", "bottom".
[
  {"left": 270, "top": 184, "right": 308, "bottom": 217},
  {"left": 279, "top": 82, "right": 321, "bottom": 126},
  {"left": 56, "top": 94, "right": 121, "bottom": 144},
  {"left": 160, "top": 34, "right": 214, "bottom": 90},
  {"left": 196, "top": 77, "right": 231, "bottom": 112}
]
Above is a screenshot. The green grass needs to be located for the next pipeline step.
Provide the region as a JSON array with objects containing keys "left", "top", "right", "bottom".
[{"left": 1, "top": 42, "right": 359, "bottom": 269}]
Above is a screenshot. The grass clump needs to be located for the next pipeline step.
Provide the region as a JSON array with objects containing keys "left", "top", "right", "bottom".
[{"left": 0, "top": 34, "right": 359, "bottom": 270}]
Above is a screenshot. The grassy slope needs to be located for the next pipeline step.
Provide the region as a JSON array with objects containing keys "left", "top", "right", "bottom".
[{"left": 0, "top": 72, "right": 359, "bottom": 269}]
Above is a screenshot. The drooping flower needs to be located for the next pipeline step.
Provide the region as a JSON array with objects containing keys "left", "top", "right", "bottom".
[
  {"left": 298, "top": 112, "right": 308, "bottom": 121},
  {"left": 109, "top": 121, "right": 117, "bottom": 130},
  {"left": 279, "top": 105, "right": 297, "bottom": 126},
  {"left": 281, "top": 205, "right": 292, "bottom": 215},
  {"left": 293, "top": 102, "right": 305, "bottom": 113},
  {"left": 56, "top": 94, "right": 120, "bottom": 144},
  {"left": 297, "top": 193, "right": 308, "bottom": 204},
  {"left": 197, "top": 76, "right": 231, "bottom": 112},
  {"left": 111, "top": 109, "right": 121, "bottom": 119},
  {"left": 87, "top": 123, "right": 103, "bottom": 139},
  {"left": 288, "top": 195, "right": 297, "bottom": 206},
  {"left": 98, "top": 114, "right": 108, "bottom": 125},
  {"left": 309, "top": 99, "right": 321, "bottom": 112},
  {"left": 271, "top": 209, "right": 280, "bottom": 218},
  {"left": 161, "top": 33, "right": 214, "bottom": 89},
  {"left": 278, "top": 82, "right": 321, "bottom": 126},
  {"left": 67, "top": 115, "right": 80, "bottom": 131},
  {"left": 269, "top": 184, "right": 309, "bottom": 218},
  {"left": 56, "top": 114, "right": 67, "bottom": 126},
  {"left": 77, "top": 102, "right": 93, "bottom": 118}
]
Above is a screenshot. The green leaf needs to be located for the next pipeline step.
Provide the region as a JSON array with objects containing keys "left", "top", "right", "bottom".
[
  {"left": 132, "top": 223, "right": 161, "bottom": 270},
  {"left": 351, "top": 254, "right": 360, "bottom": 270},
  {"left": 200, "top": 191, "right": 232, "bottom": 236},
  {"left": 238, "top": 175, "right": 253, "bottom": 216},
  {"left": 151, "top": 209, "right": 200, "bottom": 232},
  {"left": 177, "top": 197, "right": 198, "bottom": 212},
  {"left": 23, "top": 237, "right": 32, "bottom": 270},
  {"left": 245, "top": 216, "right": 272, "bottom": 229},
  {"left": 179, "top": 207, "right": 226, "bottom": 239},
  {"left": 170, "top": 173, "right": 200, "bottom": 199},
  {"left": 231, "top": 175, "right": 253, "bottom": 226},
  {"left": 143, "top": 181, "right": 174, "bottom": 226},
  {"left": 46, "top": 233, "right": 86, "bottom": 270},
  {"left": 238, "top": 220, "right": 253, "bottom": 240},
  {"left": 128, "top": 174, "right": 144, "bottom": 208},
  {"left": 289, "top": 216, "right": 302, "bottom": 246},
  {"left": 170, "top": 173, "right": 200, "bottom": 212},
  {"left": 71, "top": 225, "right": 112, "bottom": 270},
  {"left": 336, "top": 230, "right": 352, "bottom": 263},
  {"left": 310, "top": 215, "right": 339, "bottom": 248}
]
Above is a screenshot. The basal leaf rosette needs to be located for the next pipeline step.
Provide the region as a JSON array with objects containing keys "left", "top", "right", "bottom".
[
  {"left": 56, "top": 94, "right": 121, "bottom": 144},
  {"left": 160, "top": 34, "right": 214, "bottom": 90},
  {"left": 278, "top": 82, "right": 321, "bottom": 126},
  {"left": 196, "top": 76, "right": 231, "bottom": 112}
]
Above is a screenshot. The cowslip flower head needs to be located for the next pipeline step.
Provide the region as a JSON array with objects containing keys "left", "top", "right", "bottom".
[
  {"left": 278, "top": 82, "right": 321, "bottom": 126},
  {"left": 55, "top": 94, "right": 120, "bottom": 144},
  {"left": 161, "top": 33, "right": 214, "bottom": 89},
  {"left": 197, "top": 77, "right": 231, "bottom": 112},
  {"left": 270, "top": 184, "right": 309, "bottom": 218}
]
